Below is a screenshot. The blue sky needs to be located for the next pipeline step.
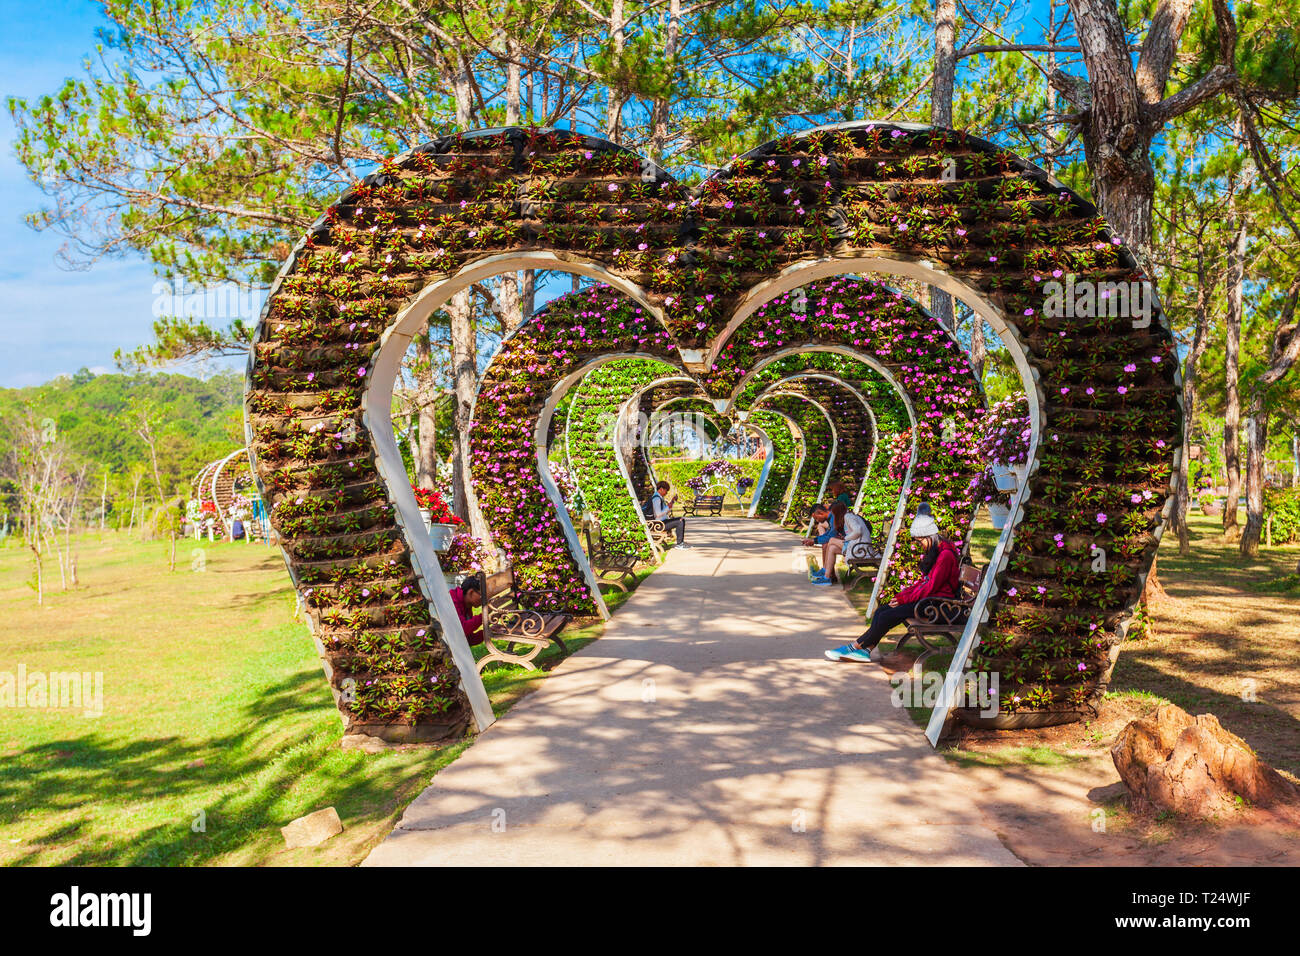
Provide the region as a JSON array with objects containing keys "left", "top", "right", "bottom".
[{"left": 0, "top": 0, "right": 222, "bottom": 388}]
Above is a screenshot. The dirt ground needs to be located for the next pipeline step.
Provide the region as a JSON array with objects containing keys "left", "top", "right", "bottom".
[
  {"left": 863, "top": 512, "right": 1300, "bottom": 866},
  {"left": 947, "top": 695, "right": 1300, "bottom": 866}
]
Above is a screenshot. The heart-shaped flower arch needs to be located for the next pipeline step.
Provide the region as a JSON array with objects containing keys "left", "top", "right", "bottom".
[{"left": 246, "top": 121, "right": 1180, "bottom": 744}]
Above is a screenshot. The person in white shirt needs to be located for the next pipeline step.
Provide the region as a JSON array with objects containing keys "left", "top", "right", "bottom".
[
  {"left": 645, "top": 481, "right": 689, "bottom": 548},
  {"left": 812, "top": 501, "right": 868, "bottom": 585}
]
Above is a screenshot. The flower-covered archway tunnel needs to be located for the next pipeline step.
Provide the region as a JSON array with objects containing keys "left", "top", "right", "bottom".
[
  {"left": 750, "top": 391, "right": 837, "bottom": 528},
  {"left": 246, "top": 121, "right": 1179, "bottom": 743},
  {"left": 749, "top": 379, "right": 870, "bottom": 529}
]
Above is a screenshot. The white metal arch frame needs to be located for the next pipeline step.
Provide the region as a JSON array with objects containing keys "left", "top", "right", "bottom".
[
  {"left": 358, "top": 253, "right": 673, "bottom": 734},
  {"left": 712, "top": 273, "right": 1030, "bottom": 744},
  {"left": 746, "top": 409, "right": 807, "bottom": 522},
  {"left": 751, "top": 389, "right": 839, "bottom": 528},
  {"left": 734, "top": 345, "right": 922, "bottom": 616},
  {"left": 208, "top": 448, "right": 251, "bottom": 538},
  {"left": 564, "top": 364, "right": 687, "bottom": 564},
  {"left": 749, "top": 371, "right": 882, "bottom": 514}
]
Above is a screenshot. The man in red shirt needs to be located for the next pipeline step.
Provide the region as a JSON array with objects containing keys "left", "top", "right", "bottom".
[{"left": 825, "top": 508, "right": 960, "bottom": 663}]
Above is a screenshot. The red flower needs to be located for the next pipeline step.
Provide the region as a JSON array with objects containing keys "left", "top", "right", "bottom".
[{"left": 412, "top": 486, "right": 463, "bottom": 525}]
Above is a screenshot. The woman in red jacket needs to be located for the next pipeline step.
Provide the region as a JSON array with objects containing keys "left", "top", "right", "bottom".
[
  {"left": 825, "top": 508, "right": 960, "bottom": 663},
  {"left": 449, "top": 572, "right": 485, "bottom": 646}
]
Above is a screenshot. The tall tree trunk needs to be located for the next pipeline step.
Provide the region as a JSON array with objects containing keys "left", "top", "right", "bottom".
[
  {"left": 521, "top": 269, "right": 536, "bottom": 319},
  {"left": 929, "top": 0, "right": 956, "bottom": 331},
  {"left": 1240, "top": 406, "right": 1268, "bottom": 556},
  {"left": 1222, "top": 216, "right": 1246, "bottom": 540},
  {"left": 969, "top": 316, "right": 986, "bottom": 382},
  {"left": 649, "top": 0, "right": 681, "bottom": 162},
  {"left": 605, "top": 0, "right": 626, "bottom": 142},
  {"left": 496, "top": 273, "right": 523, "bottom": 330},
  {"left": 406, "top": 411, "right": 422, "bottom": 480},
  {"left": 448, "top": 290, "right": 487, "bottom": 539},
  {"left": 128, "top": 473, "right": 141, "bottom": 536},
  {"left": 446, "top": 55, "right": 488, "bottom": 540},
  {"left": 1239, "top": 274, "right": 1300, "bottom": 553},
  {"left": 412, "top": 331, "right": 440, "bottom": 488},
  {"left": 1062, "top": 0, "right": 1214, "bottom": 265},
  {"left": 1175, "top": 257, "right": 1213, "bottom": 554},
  {"left": 502, "top": 33, "right": 521, "bottom": 125}
]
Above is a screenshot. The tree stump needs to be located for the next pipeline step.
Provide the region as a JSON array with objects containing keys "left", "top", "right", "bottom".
[{"left": 1112, "top": 704, "right": 1300, "bottom": 823}]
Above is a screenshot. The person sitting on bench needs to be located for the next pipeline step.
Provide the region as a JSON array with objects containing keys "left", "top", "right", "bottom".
[
  {"left": 823, "top": 507, "right": 958, "bottom": 662},
  {"left": 645, "top": 481, "right": 690, "bottom": 549},
  {"left": 827, "top": 481, "right": 854, "bottom": 507},
  {"left": 449, "top": 572, "right": 485, "bottom": 646},
  {"left": 811, "top": 502, "right": 868, "bottom": 586},
  {"left": 802, "top": 502, "right": 837, "bottom": 551}
]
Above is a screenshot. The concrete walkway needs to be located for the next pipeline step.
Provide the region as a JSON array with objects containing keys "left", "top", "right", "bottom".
[{"left": 364, "top": 518, "right": 1021, "bottom": 866}]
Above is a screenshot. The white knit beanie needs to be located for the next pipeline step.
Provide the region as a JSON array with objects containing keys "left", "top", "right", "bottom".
[{"left": 910, "top": 512, "right": 940, "bottom": 538}]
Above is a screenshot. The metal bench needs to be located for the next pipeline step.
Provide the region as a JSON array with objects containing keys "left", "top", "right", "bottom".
[
  {"left": 839, "top": 516, "right": 887, "bottom": 592},
  {"left": 895, "top": 563, "right": 984, "bottom": 662},
  {"left": 475, "top": 567, "right": 571, "bottom": 673},
  {"left": 582, "top": 517, "right": 641, "bottom": 593},
  {"left": 684, "top": 494, "right": 724, "bottom": 516},
  {"left": 840, "top": 538, "right": 885, "bottom": 592},
  {"left": 646, "top": 519, "right": 669, "bottom": 550}
]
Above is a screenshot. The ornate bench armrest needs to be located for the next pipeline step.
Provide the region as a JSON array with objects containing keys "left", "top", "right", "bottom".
[
  {"left": 912, "top": 597, "right": 971, "bottom": 627},
  {"left": 485, "top": 598, "right": 548, "bottom": 637},
  {"left": 844, "top": 541, "right": 879, "bottom": 562}
]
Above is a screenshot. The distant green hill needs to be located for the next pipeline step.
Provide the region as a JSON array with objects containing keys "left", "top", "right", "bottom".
[{"left": 0, "top": 369, "right": 245, "bottom": 521}]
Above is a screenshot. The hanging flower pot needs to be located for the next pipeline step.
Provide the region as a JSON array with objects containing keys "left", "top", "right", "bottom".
[
  {"left": 988, "top": 502, "right": 1010, "bottom": 529},
  {"left": 427, "top": 522, "right": 456, "bottom": 552},
  {"left": 990, "top": 464, "right": 1018, "bottom": 492}
]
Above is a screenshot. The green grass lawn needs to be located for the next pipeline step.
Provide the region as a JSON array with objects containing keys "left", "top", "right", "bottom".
[{"left": 0, "top": 533, "right": 643, "bottom": 866}]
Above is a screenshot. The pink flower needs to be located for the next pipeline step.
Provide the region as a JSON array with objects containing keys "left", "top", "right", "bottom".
[{"left": 1096, "top": 512, "right": 1107, "bottom": 523}]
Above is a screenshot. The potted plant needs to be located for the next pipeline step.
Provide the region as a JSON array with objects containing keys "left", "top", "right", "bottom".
[
  {"left": 1199, "top": 492, "right": 1222, "bottom": 516},
  {"left": 412, "top": 485, "right": 463, "bottom": 551},
  {"left": 977, "top": 396, "right": 1031, "bottom": 492},
  {"left": 990, "top": 465, "right": 1019, "bottom": 492},
  {"left": 441, "top": 531, "right": 490, "bottom": 586},
  {"left": 971, "top": 469, "right": 1012, "bottom": 528}
]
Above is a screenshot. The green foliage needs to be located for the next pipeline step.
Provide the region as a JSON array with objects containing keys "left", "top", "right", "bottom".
[
  {"left": 0, "top": 370, "right": 244, "bottom": 518},
  {"left": 855, "top": 476, "right": 902, "bottom": 527},
  {"left": 750, "top": 411, "right": 800, "bottom": 517},
  {"left": 1264, "top": 486, "right": 1300, "bottom": 543},
  {"left": 566, "top": 357, "right": 679, "bottom": 559},
  {"left": 648, "top": 458, "right": 765, "bottom": 503}
]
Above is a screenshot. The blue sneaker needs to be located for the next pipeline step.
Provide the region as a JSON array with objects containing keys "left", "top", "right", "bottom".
[
  {"left": 811, "top": 577, "right": 834, "bottom": 586},
  {"left": 810, "top": 568, "right": 827, "bottom": 580},
  {"left": 824, "top": 643, "right": 874, "bottom": 663}
]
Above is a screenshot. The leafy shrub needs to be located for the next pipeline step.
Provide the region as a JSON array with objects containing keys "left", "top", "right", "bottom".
[{"left": 1264, "top": 487, "right": 1300, "bottom": 542}]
